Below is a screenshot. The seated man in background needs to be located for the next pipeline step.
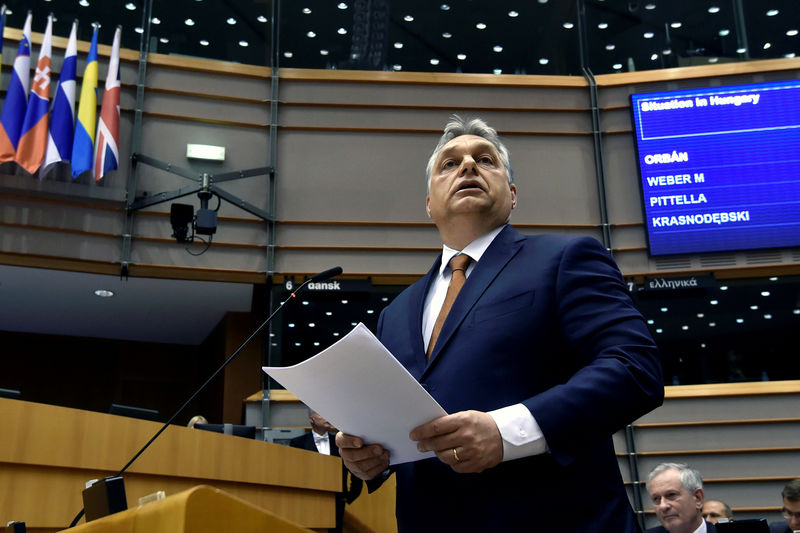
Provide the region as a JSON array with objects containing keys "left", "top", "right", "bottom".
[
  {"left": 703, "top": 500, "right": 733, "bottom": 524},
  {"left": 647, "top": 462, "right": 717, "bottom": 533},
  {"left": 770, "top": 479, "right": 800, "bottom": 533},
  {"left": 290, "top": 409, "right": 362, "bottom": 533}
]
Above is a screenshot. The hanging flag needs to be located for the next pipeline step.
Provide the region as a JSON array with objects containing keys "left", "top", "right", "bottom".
[
  {"left": 0, "top": 12, "right": 33, "bottom": 163},
  {"left": 43, "top": 19, "right": 78, "bottom": 174},
  {"left": 16, "top": 14, "right": 53, "bottom": 174},
  {"left": 71, "top": 25, "right": 98, "bottom": 179},
  {"left": 0, "top": 6, "right": 7, "bottom": 82},
  {"left": 94, "top": 25, "right": 120, "bottom": 182}
]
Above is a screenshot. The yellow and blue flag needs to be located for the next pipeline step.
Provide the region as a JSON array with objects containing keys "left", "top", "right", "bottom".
[{"left": 71, "top": 26, "right": 98, "bottom": 179}]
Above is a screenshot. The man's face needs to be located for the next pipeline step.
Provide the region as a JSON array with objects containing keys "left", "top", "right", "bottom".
[
  {"left": 426, "top": 134, "right": 517, "bottom": 229},
  {"left": 784, "top": 497, "right": 800, "bottom": 531},
  {"left": 649, "top": 469, "right": 704, "bottom": 533},
  {"left": 701, "top": 500, "right": 728, "bottom": 524}
]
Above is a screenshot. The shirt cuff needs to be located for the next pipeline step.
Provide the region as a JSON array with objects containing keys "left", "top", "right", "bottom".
[{"left": 488, "top": 404, "right": 549, "bottom": 461}]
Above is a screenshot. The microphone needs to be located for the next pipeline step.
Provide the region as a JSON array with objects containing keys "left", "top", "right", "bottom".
[{"left": 67, "top": 267, "right": 343, "bottom": 528}]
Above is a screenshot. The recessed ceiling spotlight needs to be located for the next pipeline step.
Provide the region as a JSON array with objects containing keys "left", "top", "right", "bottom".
[
  {"left": 257, "top": 15, "right": 268, "bottom": 23},
  {"left": 701, "top": 343, "right": 706, "bottom": 348},
  {"left": 313, "top": 342, "right": 320, "bottom": 347},
  {"left": 656, "top": 328, "right": 663, "bottom": 333},
  {"left": 766, "top": 9, "right": 779, "bottom": 16},
  {"left": 787, "top": 29, "right": 799, "bottom": 36},
  {"left": 709, "top": 322, "right": 716, "bottom": 327},
  {"left": 185, "top": 18, "right": 195, "bottom": 26},
  {"left": 764, "top": 314, "right": 773, "bottom": 319},
  {"left": 493, "top": 68, "right": 502, "bottom": 74},
  {"left": 341, "top": 299, "right": 348, "bottom": 304},
  {"left": 645, "top": 3, "right": 656, "bottom": 9},
  {"left": 763, "top": 42, "right": 772, "bottom": 49},
  {"left": 697, "top": 313, "right": 704, "bottom": 318},
  {"left": 325, "top": 311, "right": 333, "bottom": 316},
  {"left": 769, "top": 277, "right": 779, "bottom": 281},
  {"left": 350, "top": 322, "right": 357, "bottom": 326},
  {"left": 750, "top": 305, "right": 759, "bottom": 310},
  {"left": 736, "top": 318, "right": 744, "bottom": 323},
  {"left": 493, "top": 45, "right": 503, "bottom": 52},
  {"left": 238, "top": 40, "right": 248, "bottom": 47},
  {"left": 719, "top": 28, "right": 730, "bottom": 36},
  {"left": 338, "top": 2, "right": 348, "bottom": 9},
  {"left": 794, "top": 309, "right": 800, "bottom": 314},
  {"left": 430, "top": 58, "right": 440, "bottom": 65},
  {"left": 200, "top": 39, "right": 210, "bottom": 46},
  {"left": 737, "top": 47, "right": 747, "bottom": 53},
  {"left": 605, "top": 43, "right": 616, "bottom": 50},
  {"left": 539, "top": 57, "right": 549, "bottom": 65},
  {"left": 563, "top": 22, "right": 574, "bottom": 29},
  {"left": 440, "top": 4, "right": 450, "bottom": 10},
  {"left": 710, "top": 299, "right": 719, "bottom": 305},
  {"left": 598, "top": 22, "right": 608, "bottom": 29},
  {"left": 670, "top": 22, "right": 681, "bottom": 28},
  {"left": 125, "top": 2, "right": 136, "bottom": 10},
  {"left": 442, "top": 32, "right": 452, "bottom": 38},
  {"left": 134, "top": 27, "right": 143, "bottom": 33},
  {"left": 338, "top": 27, "right": 347, "bottom": 34},
  {"left": 367, "top": 310, "right": 375, "bottom": 314},
  {"left": 663, "top": 48, "right": 672, "bottom": 55},
  {"left": 786, "top": 53, "right": 797, "bottom": 58},
  {"left": 227, "top": 17, "right": 237, "bottom": 25},
  {"left": 94, "top": 289, "right": 114, "bottom": 298},
  {"left": 288, "top": 323, "right": 295, "bottom": 328},
  {"left": 538, "top": 0, "right": 548, "bottom": 3},
  {"left": 333, "top": 332, "right": 340, "bottom": 337},
  {"left": 508, "top": 10, "right": 519, "bottom": 17},
  {"left": 320, "top": 49, "right": 329, "bottom": 55},
  {"left": 761, "top": 291, "right": 771, "bottom": 296},
  {"left": 681, "top": 325, "right": 689, "bottom": 330},
  {"left": 392, "top": 64, "right": 402, "bottom": 70},
  {"left": 79, "top": 0, "right": 89, "bottom": 6},
  {"left": 457, "top": 53, "right": 467, "bottom": 60},
  {"left": 613, "top": 63, "right": 622, "bottom": 69},
  {"left": 660, "top": 307, "right": 668, "bottom": 312},
  {"left": 283, "top": 51, "right": 293, "bottom": 57},
  {"left": 302, "top": 8, "right": 311, "bottom": 14},
  {"left": 651, "top": 53, "right": 658, "bottom": 60},
  {"left": 404, "top": 15, "right": 414, "bottom": 22},
  {"left": 720, "top": 285, "right": 728, "bottom": 290},
  {"left": 159, "top": 37, "right": 168, "bottom": 43},
  {"left": 307, "top": 31, "right": 316, "bottom": 38},
  {"left": 476, "top": 22, "right": 487, "bottom": 29},
  {"left": 151, "top": 17, "right": 161, "bottom": 24},
  {"left": 308, "top": 322, "right": 315, "bottom": 327},
  {"left": 643, "top": 32, "right": 654, "bottom": 38},
  {"left": 394, "top": 42, "right": 403, "bottom": 48},
  {"left": 708, "top": 6, "right": 720, "bottom": 13},
  {"left": 647, "top": 319, "right": 654, "bottom": 324}
]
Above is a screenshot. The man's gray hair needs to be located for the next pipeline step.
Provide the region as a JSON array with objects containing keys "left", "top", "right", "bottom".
[
  {"left": 425, "top": 115, "right": 514, "bottom": 192},
  {"left": 648, "top": 462, "right": 704, "bottom": 493},
  {"left": 783, "top": 478, "right": 800, "bottom": 501}
]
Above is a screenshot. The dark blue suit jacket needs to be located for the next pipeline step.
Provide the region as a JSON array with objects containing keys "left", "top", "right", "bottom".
[
  {"left": 376, "top": 226, "right": 663, "bottom": 532},
  {"left": 645, "top": 521, "right": 718, "bottom": 532}
]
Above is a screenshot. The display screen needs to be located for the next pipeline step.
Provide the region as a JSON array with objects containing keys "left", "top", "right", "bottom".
[{"left": 630, "top": 80, "right": 800, "bottom": 256}]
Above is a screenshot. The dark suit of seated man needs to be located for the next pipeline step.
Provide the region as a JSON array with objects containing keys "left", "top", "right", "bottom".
[
  {"left": 646, "top": 463, "right": 718, "bottom": 533},
  {"left": 290, "top": 410, "right": 362, "bottom": 533},
  {"left": 769, "top": 479, "right": 800, "bottom": 533}
]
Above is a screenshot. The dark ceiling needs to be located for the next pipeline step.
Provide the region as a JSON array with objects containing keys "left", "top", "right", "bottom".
[{"left": 6, "top": 0, "right": 800, "bottom": 75}]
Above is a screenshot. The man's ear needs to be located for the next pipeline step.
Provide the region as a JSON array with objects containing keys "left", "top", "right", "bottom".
[
  {"left": 426, "top": 195, "right": 432, "bottom": 218},
  {"left": 694, "top": 488, "right": 705, "bottom": 510},
  {"left": 510, "top": 184, "right": 518, "bottom": 209}
]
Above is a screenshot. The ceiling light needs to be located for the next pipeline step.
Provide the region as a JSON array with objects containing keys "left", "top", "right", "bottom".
[
  {"left": 351, "top": 322, "right": 357, "bottom": 326},
  {"left": 283, "top": 51, "right": 293, "bottom": 57},
  {"left": 341, "top": 300, "right": 348, "bottom": 304},
  {"left": 787, "top": 29, "right": 799, "bottom": 36},
  {"left": 392, "top": 64, "right": 402, "bottom": 70},
  {"left": 763, "top": 42, "right": 772, "bottom": 49},
  {"left": 313, "top": 342, "right": 320, "bottom": 347},
  {"left": 563, "top": 22, "right": 574, "bottom": 29},
  {"left": 766, "top": 9, "right": 779, "bottom": 16},
  {"left": 710, "top": 300, "right": 719, "bottom": 305},
  {"left": 663, "top": 48, "right": 672, "bottom": 54},
  {"left": 709, "top": 322, "right": 716, "bottom": 327},
  {"left": 325, "top": 311, "right": 332, "bottom": 316},
  {"left": 134, "top": 27, "right": 143, "bottom": 33},
  {"left": 645, "top": 3, "right": 656, "bottom": 9},
  {"left": 613, "top": 63, "right": 622, "bottom": 70},
  {"left": 697, "top": 313, "right": 704, "bottom": 318},
  {"left": 708, "top": 6, "right": 720, "bottom": 13},
  {"left": 151, "top": 17, "right": 161, "bottom": 24},
  {"left": 643, "top": 32, "right": 654, "bottom": 38},
  {"left": 367, "top": 310, "right": 375, "bottom": 314},
  {"left": 701, "top": 343, "right": 706, "bottom": 348},
  {"left": 159, "top": 37, "right": 168, "bottom": 43},
  {"left": 338, "top": 27, "right": 347, "bottom": 34},
  {"left": 769, "top": 277, "right": 779, "bottom": 281},
  {"left": 736, "top": 318, "right": 744, "bottom": 323},
  {"left": 338, "top": 2, "right": 348, "bottom": 9},
  {"left": 79, "top": 0, "right": 89, "bottom": 6},
  {"left": 430, "top": 58, "right": 440, "bottom": 65},
  {"left": 720, "top": 286, "right": 728, "bottom": 290},
  {"left": 200, "top": 39, "right": 210, "bottom": 46},
  {"left": 493, "top": 45, "right": 503, "bottom": 52},
  {"left": 441, "top": 4, "right": 450, "bottom": 10},
  {"left": 737, "top": 47, "right": 747, "bottom": 53},
  {"left": 761, "top": 291, "right": 770, "bottom": 296},
  {"left": 288, "top": 323, "right": 295, "bottom": 328},
  {"left": 647, "top": 319, "right": 654, "bottom": 324},
  {"left": 404, "top": 15, "right": 414, "bottom": 22},
  {"left": 786, "top": 53, "right": 797, "bottom": 58},
  {"left": 308, "top": 323, "right": 315, "bottom": 327},
  {"left": 302, "top": 8, "right": 311, "bottom": 14},
  {"left": 670, "top": 22, "right": 681, "bottom": 28},
  {"left": 750, "top": 305, "right": 759, "bottom": 310},
  {"left": 681, "top": 325, "right": 689, "bottom": 330},
  {"left": 476, "top": 22, "right": 487, "bottom": 29},
  {"left": 656, "top": 328, "right": 663, "bottom": 333},
  {"left": 719, "top": 29, "right": 730, "bottom": 36},
  {"left": 538, "top": 0, "right": 548, "bottom": 3},
  {"left": 660, "top": 307, "right": 668, "bottom": 312},
  {"left": 493, "top": 68, "right": 502, "bottom": 74},
  {"left": 651, "top": 53, "right": 658, "bottom": 60},
  {"left": 794, "top": 309, "right": 800, "bottom": 315},
  {"left": 457, "top": 53, "right": 467, "bottom": 60},
  {"left": 606, "top": 44, "right": 615, "bottom": 50},
  {"left": 539, "top": 58, "right": 549, "bottom": 65},
  {"left": 125, "top": 2, "right": 136, "bottom": 10},
  {"left": 94, "top": 289, "right": 114, "bottom": 298},
  {"left": 185, "top": 18, "right": 195, "bottom": 26},
  {"left": 442, "top": 32, "right": 452, "bottom": 38},
  {"left": 333, "top": 332, "right": 340, "bottom": 337},
  {"left": 394, "top": 42, "right": 403, "bottom": 48},
  {"left": 598, "top": 23, "right": 608, "bottom": 29},
  {"left": 508, "top": 10, "right": 519, "bottom": 17},
  {"left": 764, "top": 314, "right": 773, "bottom": 319},
  {"left": 257, "top": 15, "right": 268, "bottom": 23},
  {"left": 227, "top": 17, "right": 237, "bottom": 25},
  {"left": 320, "top": 49, "right": 328, "bottom": 55},
  {"left": 238, "top": 40, "right": 248, "bottom": 47},
  {"left": 307, "top": 31, "right": 316, "bottom": 38}
]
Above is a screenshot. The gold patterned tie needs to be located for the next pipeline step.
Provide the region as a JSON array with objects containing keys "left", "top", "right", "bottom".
[{"left": 427, "top": 254, "right": 472, "bottom": 359}]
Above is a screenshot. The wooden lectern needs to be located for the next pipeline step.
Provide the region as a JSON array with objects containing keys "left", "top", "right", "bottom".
[
  {"left": 0, "top": 399, "right": 340, "bottom": 532},
  {"left": 60, "top": 485, "right": 312, "bottom": 533}
]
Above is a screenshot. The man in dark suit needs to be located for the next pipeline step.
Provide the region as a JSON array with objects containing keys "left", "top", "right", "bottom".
[
  {"left": 769, "top": 479, "right": 800, "bottom": 533},
  {"left": 646, "top": 463, "right": 717, "bottom": 533},
  {"left": 336, "top": 116, "right": 663, "bottom": 532},
  {"left": 290, "top": 410, "right": 362, "bottom": 533}
]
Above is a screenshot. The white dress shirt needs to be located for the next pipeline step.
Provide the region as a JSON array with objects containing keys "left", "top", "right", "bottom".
[
  {"left": 312, "top": 429, "right": 331, "bottom": 455},
  {"left": 421, "top": 225, "right": 549, "bottom": 461}
]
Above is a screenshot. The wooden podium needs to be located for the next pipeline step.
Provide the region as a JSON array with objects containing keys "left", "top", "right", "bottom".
[
  {"left": 60, "top": 485, "right": 311, "bottom": 533},
  {"left": 0, "top": 399, "right": 341, "bottom": 532}
]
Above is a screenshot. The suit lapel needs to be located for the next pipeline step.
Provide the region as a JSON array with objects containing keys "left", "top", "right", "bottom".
[
  {"left": 424, "top": 226, "right": 524, "bottom": 376},
  {"left": 407, "top": 257, "right": 441, "bottom": 374}
]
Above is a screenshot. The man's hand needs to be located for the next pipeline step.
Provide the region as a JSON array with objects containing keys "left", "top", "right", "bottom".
[
  {"left": 410, "top": 410, "right": 503, "bottom": 473},
  {"left": 335, "top": 432, "right": 390, "bottom": 481}
]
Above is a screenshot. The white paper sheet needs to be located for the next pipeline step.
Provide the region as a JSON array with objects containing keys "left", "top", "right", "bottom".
[{"left": 263, "top": 323, "right": 447, "bottom": 465}]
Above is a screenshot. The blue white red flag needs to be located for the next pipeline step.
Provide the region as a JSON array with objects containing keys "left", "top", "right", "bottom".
[
  {"left": 43, "top": 19, "right": 78, "bottom": 173},
  {"left": 16, "top": 14, "right": 53, "bottom": 174},
  {"left": 94, "top": 26, "right": 120, "bottom": 182},
  {"left": 0, "top": 7, "right": 7, "bottom": 83},
  {"left": 0, "top": 12, "right": 32, "bottom": 163},
  {"left": 71, "top": 26, "right": 98, "bottom": 179}
]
